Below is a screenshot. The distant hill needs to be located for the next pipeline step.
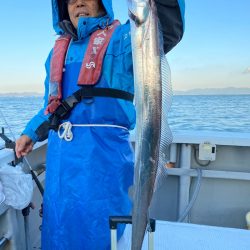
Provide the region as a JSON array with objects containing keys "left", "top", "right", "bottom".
[
  {"left": 1, "top": 88, "right": 250, "bottom": 96},
  {"left": 174, "top": 87, "right": 250, "bottom": 96},
  {"left": 0, "top": 92, "right": 42, "bottom": 97}
]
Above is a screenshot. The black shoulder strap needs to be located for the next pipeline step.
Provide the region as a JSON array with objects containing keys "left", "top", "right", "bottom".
[
  {"left": 35, "top": 87, "right": 134, "bottom": 138},
  {"left": 75, "top": 87, "right": 134, "bottom": 102}
]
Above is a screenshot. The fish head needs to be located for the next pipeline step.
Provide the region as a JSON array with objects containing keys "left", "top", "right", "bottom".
[{"left": 128, "top": 0, "right": 150, "bottom": 26}]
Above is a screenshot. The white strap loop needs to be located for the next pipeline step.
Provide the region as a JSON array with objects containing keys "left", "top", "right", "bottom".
[{"left": 58, "top": 122, "right": 73, "bottom": 141}]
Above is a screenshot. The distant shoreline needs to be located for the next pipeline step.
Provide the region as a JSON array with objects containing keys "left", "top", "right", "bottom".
[
  {"left": 1, "top": 87, "right": 250, "bottom": 97},
  {"left": 173, "top": 93, "right": 250, "bottom": 96},
  {"left": 173, "top": 87, "right": 250, "bottom": 96}
]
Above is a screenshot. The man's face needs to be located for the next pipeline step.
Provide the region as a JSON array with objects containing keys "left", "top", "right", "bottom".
[{"left": 67, "top": 0, "right": 106, "bottom": 29}]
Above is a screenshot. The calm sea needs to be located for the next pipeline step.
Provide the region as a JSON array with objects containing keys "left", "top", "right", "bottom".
[{"left": 0, "top": 95, "right": 250, "bottom": 139}]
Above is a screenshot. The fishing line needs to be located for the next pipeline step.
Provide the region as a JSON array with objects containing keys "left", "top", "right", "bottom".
[
  {"left": 0, "top": 107, "right": 44, "bottom": 194},
  {"left": 0, "top": 108, "right": 16, "bottom": 141}
]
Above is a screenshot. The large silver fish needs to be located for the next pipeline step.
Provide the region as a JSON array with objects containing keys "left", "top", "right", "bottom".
[{"left": 128, "top": 0, "right": 172, "bottom": 249}]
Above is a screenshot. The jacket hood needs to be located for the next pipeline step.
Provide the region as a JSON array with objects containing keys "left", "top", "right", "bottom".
[{"left": 52, "top": 0, "right": 114, "bottom": 35}]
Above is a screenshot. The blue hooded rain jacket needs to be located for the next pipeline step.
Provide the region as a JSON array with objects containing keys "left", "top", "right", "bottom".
[{"left": 22, "top": 0, "right": 185, "bottom": 249}]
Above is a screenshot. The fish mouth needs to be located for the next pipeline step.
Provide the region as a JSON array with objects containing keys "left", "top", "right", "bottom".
[{"left": 128, "top": 1, "right": 150, "bottom": 26}]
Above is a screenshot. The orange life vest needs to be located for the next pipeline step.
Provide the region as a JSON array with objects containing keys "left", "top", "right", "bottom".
[{"left": 45, "top": 20, "right": 120, "bottom": 114}]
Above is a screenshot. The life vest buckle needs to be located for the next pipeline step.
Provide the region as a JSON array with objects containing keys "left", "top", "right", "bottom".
[
  {"left": 54, "top": 95, "right": 79, "bottom": 120},
  {"left": 49, "top": 115, "right": 60, "bottom": 131},
  {"left": 56, "top": 101, "right": 70, "bottom": 118}
]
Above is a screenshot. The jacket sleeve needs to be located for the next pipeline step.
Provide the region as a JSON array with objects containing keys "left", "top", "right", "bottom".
[
  {"left": 155, "top": 0, "right": 185, "bottom": 53},
  {"left": 22, "top": 51, "right": 53, "bottom": 143}
]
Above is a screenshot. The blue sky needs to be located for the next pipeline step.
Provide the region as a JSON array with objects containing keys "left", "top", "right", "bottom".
[{"left": 0, "top": 0, "right": 249, "bottom": 93}]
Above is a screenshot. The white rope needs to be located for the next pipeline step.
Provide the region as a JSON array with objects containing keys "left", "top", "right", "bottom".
[
  {"left": 58, "top": 121, "right": 128, "bottom": 141},
  {"left": 58, "top": 122, "right": 73, "bottom": 141}
]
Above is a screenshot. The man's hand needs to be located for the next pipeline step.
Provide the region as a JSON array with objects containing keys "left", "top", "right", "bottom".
[{"left": 15, "top": 135, "right": 34, "bottom": 158}]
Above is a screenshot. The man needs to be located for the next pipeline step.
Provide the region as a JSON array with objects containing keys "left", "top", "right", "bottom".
[{"left": 16, "top": 0, "right": 185, "bottom": 249}]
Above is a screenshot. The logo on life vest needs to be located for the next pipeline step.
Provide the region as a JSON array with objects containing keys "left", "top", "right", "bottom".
[
  {"left": 86, "top": 62, "right": 96, "bottom": 69},
  {"left": 93, "top": 37, "right": 105, "bottom": 46}
]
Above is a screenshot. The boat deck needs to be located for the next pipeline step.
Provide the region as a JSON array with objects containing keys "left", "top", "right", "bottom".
[{"left": 118, "top": 221, "right": 250, "bottom": 250}]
